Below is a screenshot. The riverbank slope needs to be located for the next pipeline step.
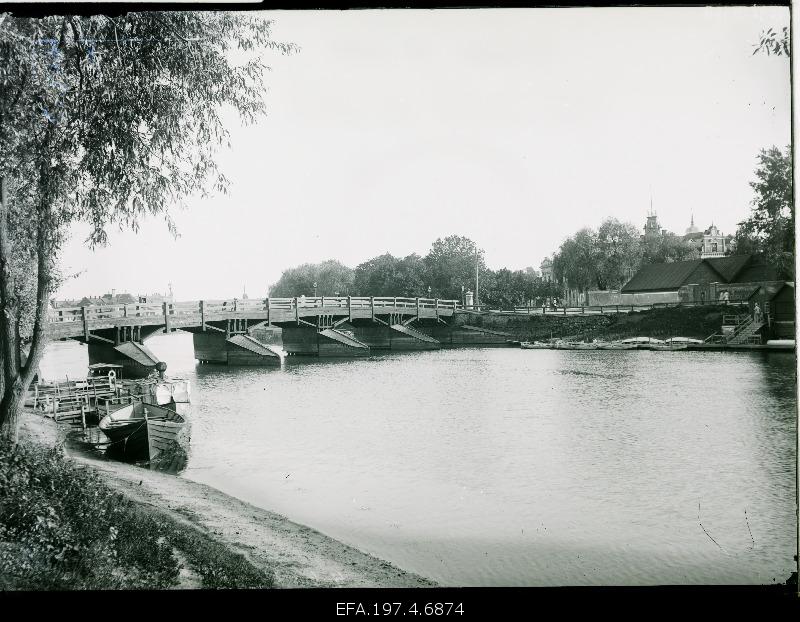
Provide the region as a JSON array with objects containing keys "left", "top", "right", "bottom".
[
  {"left": 14, "top": 412, "right": 435, "bottom": 589},
  {"left": 457, "top": 305, "right": 729, "bottom": 342}
]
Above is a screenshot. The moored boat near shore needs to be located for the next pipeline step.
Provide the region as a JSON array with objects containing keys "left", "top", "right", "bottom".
[
  {"left": 520, "top": 341, "right": 552, "bottom": 349},
  {"left": 596, "top": 342, "right": 639, "bottom": 350},
  {"left": 650, "top": 343, "right": 688, "bottom": 351},
  {"left": 99, "top": 401, "right": 187, "bottom": 461}
]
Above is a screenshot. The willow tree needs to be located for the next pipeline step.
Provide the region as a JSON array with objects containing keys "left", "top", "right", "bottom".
[{"left": 0, "top": 12, "right": 295, "bottom": 441}]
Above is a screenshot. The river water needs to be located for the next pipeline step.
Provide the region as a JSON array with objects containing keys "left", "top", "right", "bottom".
[{"left": 40, "top": 332, "right": 797, "bottom": 586}]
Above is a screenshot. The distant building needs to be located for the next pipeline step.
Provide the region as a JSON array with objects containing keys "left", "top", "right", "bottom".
[
  {"left": 643, "top": 210, "right": 663, "bottom": 240},
  {"left": 684, "top": 213, "right": 700, "bottom": 235},
  {"left": 621, "top": 254, "right": 784, "bottom": 302},
  {"left": 678, "top": 213, "right": 734, "bottom": 258},
  {"left": 748, "top": 282, "right": 795, "bottom": 339},
  {"left": 539, "top": 258, "right": 554, "bottom": 282},
  {"left": 138, "top": 284, "right": 174, "bottom": 304},
  {"left": 640, "top": 211, "right": 735, "bottom": 259}
]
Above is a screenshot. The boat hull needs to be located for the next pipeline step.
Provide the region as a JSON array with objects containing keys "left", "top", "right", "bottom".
[{"left": 99, "top": 402, "right": 186, "bottom": 461}]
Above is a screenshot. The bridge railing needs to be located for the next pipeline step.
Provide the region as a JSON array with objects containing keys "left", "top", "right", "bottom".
[
  {"left": 48, "top": 303, "right": 165, "bottom": 322},
  {"left": 48, "top": 297, "right": 463, "bottom": 322}
]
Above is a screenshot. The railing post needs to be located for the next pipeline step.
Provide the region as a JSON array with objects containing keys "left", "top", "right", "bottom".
[
  {"left": 266, "top": 297, "right": 271, "bottom": 326},
  {"left": 370, "top": 296, "right": 375, "bottom": 321},
  {"left": 435, "top": 298, "right": 439, "bottom": 320},
  {"left": 163, "top": 302, "right": 171, "bottom": 333},
  {"left": 200, "top": 300, "right": 206, "bottom": 332},
  {"left": 600, "top": 305, "right": 603, "bottom": 315},
  {"left": 123, "top": 304, "right": 128, "bottom": 318},
  {"left": 320, "top": 295, "right": 325, "bottom": 308},
  {"left": 348, "top": 295, "right": 352, "bottom": 322},
  {"left": 82, "top": 306, "right": 89, "bottom": 341},
  {"left": 563, "top": 306, "right": 566, "bottom": 316},
  {"left": 295, "top": 297, "right": 299, "bottom": 325},
  {"left": 416, "top": 297, "right": 420, "bottom": 318}
]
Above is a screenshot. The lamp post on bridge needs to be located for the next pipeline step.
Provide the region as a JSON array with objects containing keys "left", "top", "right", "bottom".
[
  {"left": 313, "top": 282, "right": 317, "bottom": 297},
  {"left": 427, "top": 286, "right": 432, "bottom": 298}
]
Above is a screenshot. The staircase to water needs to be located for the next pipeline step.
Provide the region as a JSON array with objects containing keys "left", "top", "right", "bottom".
[{"left": 705, "top": 314, "right": 765, "bottom": 345}]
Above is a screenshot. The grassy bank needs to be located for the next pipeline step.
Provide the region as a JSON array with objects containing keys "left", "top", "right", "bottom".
[{"left": 0, "top": 437, "right": 274, "bottom": 590}]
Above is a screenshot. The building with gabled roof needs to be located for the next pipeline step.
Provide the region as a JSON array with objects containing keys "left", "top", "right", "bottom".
[{"left": 622, "top": 254, "right": 784, "bottom": 297}]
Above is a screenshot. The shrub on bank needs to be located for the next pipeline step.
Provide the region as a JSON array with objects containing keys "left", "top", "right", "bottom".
[{"left": 0, "top": 438, "right": 273, "bottom": 590}]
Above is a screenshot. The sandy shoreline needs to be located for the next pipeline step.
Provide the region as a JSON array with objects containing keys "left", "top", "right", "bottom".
[{"left": 19, "top": 411, "right": 435, "bottom": 588}]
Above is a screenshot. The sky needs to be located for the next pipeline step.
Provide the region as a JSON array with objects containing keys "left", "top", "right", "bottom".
[{"left": 55, "top": 6, "right": 792, "bottom": 301}]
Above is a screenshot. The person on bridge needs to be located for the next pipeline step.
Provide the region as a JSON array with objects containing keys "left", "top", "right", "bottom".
[{"left": 753, "top": 302, "right": 763, "bottom": 324}]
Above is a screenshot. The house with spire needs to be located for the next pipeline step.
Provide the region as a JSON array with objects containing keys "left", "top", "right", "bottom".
[{"left": 681, "top": 215, "right": 734, "bottom": 258}]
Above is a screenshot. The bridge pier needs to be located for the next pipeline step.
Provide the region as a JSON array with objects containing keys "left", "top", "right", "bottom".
[
  {"left": 192, "top": 331, "right": 284, "bottom": 366},
  {"left": 87, "top": 341, "right": 162, "bottom": 378}
]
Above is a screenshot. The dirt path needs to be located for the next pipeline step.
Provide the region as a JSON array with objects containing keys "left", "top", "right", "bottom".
[{"left": 19, "top": 412, "right": 435, "bottom": 588}]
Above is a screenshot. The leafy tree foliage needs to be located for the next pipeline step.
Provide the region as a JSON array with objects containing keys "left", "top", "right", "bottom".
[
  {"left": 552, "top": 228, "right": 599, "bottom": 294},
  {"left": 353, "top": 253, "right": 426, "bottom": 297},
  {"left": 595, "top": 219, "right": 642, "bottom": 290},
  {"left": 424, "top": 235, "right": 484, "bottom": 300},
  {"left": 480, "top": 268, "right": 539, "bottom": 309},
  {"left": 735, "top": 146, "right": 793, "bottom": 278},
  {"left": 552, "top": 219, "right": 642, "bottom": 294},
  {"left": 754, "top": 26, "right": 789, "bottom": 57},
  {"left": 269, "top": 260, "right": 354, "bottom": 297},
  {"left": 641, "top": 232, "right": 699, "bottom": 264},
  {"left": 0, "top": 12, "right": 294, "bottom": 440}
]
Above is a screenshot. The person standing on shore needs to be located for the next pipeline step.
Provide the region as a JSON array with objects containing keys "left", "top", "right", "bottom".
[{"left": 753, "top": 302, "right": 763, "bottom": 324}]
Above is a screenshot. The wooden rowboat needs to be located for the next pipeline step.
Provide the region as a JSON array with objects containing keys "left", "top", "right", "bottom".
[
  {"left": 596, "top": 342, "right": 639, "bottom": 350},
  {"left": 99, "top": 401, "right": 187, "bottom": 461}
]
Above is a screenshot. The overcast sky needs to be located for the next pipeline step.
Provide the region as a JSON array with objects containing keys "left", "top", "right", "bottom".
[{"left": 55, "top": 6, "right": 791, "bottom": 301}]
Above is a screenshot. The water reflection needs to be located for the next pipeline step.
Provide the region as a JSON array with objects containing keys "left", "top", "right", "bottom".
[{"left": 41, "top": 333, "right": 797, "bottom": 586}]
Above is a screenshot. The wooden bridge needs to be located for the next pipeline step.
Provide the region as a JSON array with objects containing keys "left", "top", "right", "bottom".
[{"left": 47, "top": 296, "right": 462, "bottom": 343}]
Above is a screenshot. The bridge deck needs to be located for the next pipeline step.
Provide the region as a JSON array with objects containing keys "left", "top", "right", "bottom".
[{"left": 47, "top": 296, "right": 461, "bottom": 340}]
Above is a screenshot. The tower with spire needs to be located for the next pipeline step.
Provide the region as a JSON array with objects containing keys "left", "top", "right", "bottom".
[
  {"left": 685, "top": 213, "right": 700, "bottom": 235},
  {"left": 643, "top": 201, "right": 662, "bottom": 240}
]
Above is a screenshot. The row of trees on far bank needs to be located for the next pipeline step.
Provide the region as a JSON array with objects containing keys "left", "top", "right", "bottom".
[
  {"left": 269, "top": 235, "right": 561, "bottom": 306},
  {"left": 550, "top": 140, "right": 793, "bottom": 299},
  {"left": 549, "top": 217, "right": 704, "bottom": 295},
  {"left": 270, "top": 134, "right": 793, "bottom": 309}
]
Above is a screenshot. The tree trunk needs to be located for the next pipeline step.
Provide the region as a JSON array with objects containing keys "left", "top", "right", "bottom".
[
  {"left": 0, "top": 382, "right": 25, "bottom": 444},
  {"left": 0, "top": 175, "right": 23, "bottom": 442},
  {"left": 0, "top": 170, "right": 52, "bottom": 444}
]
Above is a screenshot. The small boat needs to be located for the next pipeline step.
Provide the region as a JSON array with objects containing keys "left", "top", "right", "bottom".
[
  {"left": 665, "top": 337, "right": 704, "bottom": 345},
  {"left": 649, "top": 343, "right": 688, "bottom": 351},
  {"left": 552, "top": 341, "right": 598, "bottom": 350},
  {"left": 620, "top": 337, "right": 666, "bottom": 350},
  {"left": 597, "top": 342, "right": 639, "bottom": 350},
  {"left": 99, "top": 400, "right": 187, "bottom": 461},
  {"left": 520, "top": 341, "right": 552, "bottom": 349}
]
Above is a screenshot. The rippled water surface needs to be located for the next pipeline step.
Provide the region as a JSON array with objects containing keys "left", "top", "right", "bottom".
[{"left": 41, "top": 334, "right": 797, "bottom": 586}]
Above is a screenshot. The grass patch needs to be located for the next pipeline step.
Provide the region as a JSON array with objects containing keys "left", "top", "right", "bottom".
[{"left": 0, "top": 438, "right": 273, "bottom": 590}]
